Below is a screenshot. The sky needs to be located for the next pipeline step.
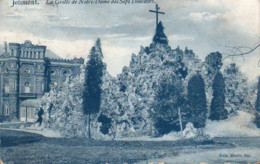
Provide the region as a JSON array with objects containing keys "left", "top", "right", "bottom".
[{"left": 0, "top": 0, "right": 259, "bottom": 81}]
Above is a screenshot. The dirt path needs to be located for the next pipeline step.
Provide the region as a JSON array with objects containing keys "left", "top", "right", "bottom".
[{"left": 0, "top": 127, "right": 62, "bottom": 138}]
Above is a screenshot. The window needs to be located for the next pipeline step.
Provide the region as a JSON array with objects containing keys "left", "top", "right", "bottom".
[
  {"left": 62, "top": 69, "right": 70, "bottom": 77},
  {"left": 42, "top": 83, "right": 44, "bottom": 91},
  {"left": 25, "top": 82, "right": 30, "bottom": 93},
  {"left": 20, "top": 107, "right": 26, "bottom": 121},
  {"left": 25, "top": 82, "right": 30, "bottom": 87},
  {"left": 24, "top": 68, "right": 31, "bottom": 76},
  {"left": 25, "top": 68, "right": 30, "bottom": 74},
  {"left": 14, "top": 81, "right": 16, "bottom": 91},
  {"left": 63, "top": 70, "right": 68, "bottom": 75},
  {"left": 27, "top": 108, "right": 31, "bottom": 118},
  {"left": 5, "top": 67, "right": 9, "bottom": 73},
  {"left": 29, "top": 108, "right": 35, "bottom": 119},
  {"left": 4, "top": 104, "right": 9, "bottom": 115},
  {"left": 50, "top": 69, "right": 56, "bottom": 76},
  {"left": 5, "top": 85, "right": 9, "bottom": 93}
]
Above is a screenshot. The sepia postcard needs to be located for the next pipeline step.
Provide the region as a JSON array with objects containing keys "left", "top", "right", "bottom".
[{"left": 0, "top": 0, "right": 260, "bottom": 163}]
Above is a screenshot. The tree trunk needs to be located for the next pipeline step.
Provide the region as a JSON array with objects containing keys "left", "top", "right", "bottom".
[
  {"left": 88, "top": 113, "right": 91, "bottom": 138},
  {"left": 178, "top": 107, "right": 183, "bottom": 137},
  {"left": 84, "top": 115, "right": 87, "bottom": 137}
]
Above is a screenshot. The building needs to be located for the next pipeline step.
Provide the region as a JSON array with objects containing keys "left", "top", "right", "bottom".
[{"left": 0, "top": 40, "right": 84, "bottom": 122}]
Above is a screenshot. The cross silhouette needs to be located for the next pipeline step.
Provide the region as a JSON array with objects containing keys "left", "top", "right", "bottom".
[{"left": 149, "top": 4, "right": 165, "bottom": 26}]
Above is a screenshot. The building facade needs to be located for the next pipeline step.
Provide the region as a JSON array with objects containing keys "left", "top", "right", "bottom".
[{"left": 0, "top": 40, "right": 84, "bottom": 122}]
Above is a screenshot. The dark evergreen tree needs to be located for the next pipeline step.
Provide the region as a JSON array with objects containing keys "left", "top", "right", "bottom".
[
  {"left": 255, "top": 77, "right": 260, "bottom": 128},
  {"left": 83, "top": 38, "right": 105, "bottom": 138},
  {"left": 153, "top": 21, "right": 168, "bottom": 45},
  {"left": 152, "top": 74, "right": 184, "bottom": 136},
  {"left": 187, "top": 73, "right": 207, "bottom": 128},
  {"left": 209, "top": 71, "right": 228, "bottom": 120}
]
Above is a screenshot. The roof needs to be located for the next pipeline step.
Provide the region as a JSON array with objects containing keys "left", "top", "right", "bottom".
[{"left": 20, "top": 99, "right": 41, "bottom": 108}]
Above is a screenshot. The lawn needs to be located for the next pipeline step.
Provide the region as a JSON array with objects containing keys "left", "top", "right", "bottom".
[{"left": 0, "top": 129, "right": 235, "bottom": 164}]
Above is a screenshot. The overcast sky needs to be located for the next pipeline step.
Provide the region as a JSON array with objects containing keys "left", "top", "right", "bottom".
[{"left": 0, "top": 0, "right": 259, "bottom": 81}]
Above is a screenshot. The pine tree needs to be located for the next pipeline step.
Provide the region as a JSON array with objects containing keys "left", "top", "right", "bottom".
[
  {"left": 187, "top": 73, "right": 207, "bottom": 128},
  {"left": 209, "top": 71, "right": 228, "bottom": 120},
  {"left": 83, "top": 38, "right": 105, "bottom": 138},
  {"left": 255, "top": 77, "right": 260, "bottom": 128},
  {"left": 152, "top": 74, "right": 184, "bottom": 135},
  {"left": 153, "top": 21, "right": 168, "bottom": 45}
]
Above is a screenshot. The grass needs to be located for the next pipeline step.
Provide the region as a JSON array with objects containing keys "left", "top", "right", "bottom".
[{"left": 0, "top": 129, "right": 235, "bottom": 164}]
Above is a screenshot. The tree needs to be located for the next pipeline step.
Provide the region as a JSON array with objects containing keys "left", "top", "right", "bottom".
[
  {"left": 205, "top": 52, "right": 223, "bottom": 74},
  {"left": 153, "top": 21, "right": 168, "bottom": 45},
  {"left": 209, "top": 71, "right": 228, "bottom": 120},
  {"left": 83, "top": 38, "right": 105, "bottom": 138},
  {"left": 223, "top": 63, "right": 254, "bottom": 114},
  {"left": 223, "top": 43, "right": 260, "bottom": 61},
  {"left": 187, "top": 72, "right": 207, "bottom": 128},
  {"left": 204, "top": 52, "right": 223, "bottom": 86},
  {"left": 152, "top": 74, "right": 184, "bottom": 136},
  {"left": 255, "top": 77, "right": 260, "bottom": 128}
]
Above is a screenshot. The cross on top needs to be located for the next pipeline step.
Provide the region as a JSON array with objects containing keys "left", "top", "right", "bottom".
[{"left": 149, "top": 4, "right": 165, "bottom": 26}]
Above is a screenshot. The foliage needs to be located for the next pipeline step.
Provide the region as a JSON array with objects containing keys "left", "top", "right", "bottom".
[
  {"left": 255, "top": 77, "right": 260, "bottom": 128},
  {"left": 39, "top": 35, "right": 258, "bottom": 139},
  {"left": 187, "top": 73, "right": 207, "bottom": 128},
  {"left": 98, "top": 114, "right": 112, "bottom": 135},
  {"left": 83, "top": 38, "right": 105, "bottom": 116},
  {"left": 204, "top": 52, "right": 223, "bottom": 76},
  {"left": 83, "top": 38, "right": 106, "bottom": 138},
  {"left": 152, "top": 74, "right": 185, "bottom": 135},
  {"left": 209, "top": 71, "right": 228, "bottom": 120},
  {"left": 256, "top": 77, "right": 260, "bottom": 112},
  {"left": 41, "top": 74, "right": 86, "bottom": 137},
  {"left": 203, "top": 52, "right": 223, "bottom": 102},
  {"left": 223, "top": 63, "right": 255, "bottom": 114}
]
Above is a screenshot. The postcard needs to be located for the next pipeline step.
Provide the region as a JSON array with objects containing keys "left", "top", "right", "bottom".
[{"left": 0, "top": 0, "right": 259, "bottom": 163}]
